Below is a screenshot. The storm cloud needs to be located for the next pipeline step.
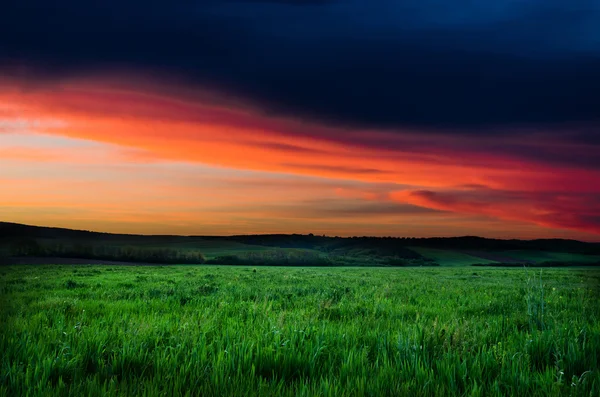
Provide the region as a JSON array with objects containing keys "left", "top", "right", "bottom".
[{"left": 2, "top": 0, "right": 599, "bottom": 132}]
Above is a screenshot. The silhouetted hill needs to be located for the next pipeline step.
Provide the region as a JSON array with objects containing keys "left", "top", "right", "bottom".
[
  {"left": 407, "top": 236, "right": 600, "bottom": 254},
  {"left": 2, "top": 222, "right": 600, "bottom": 259},
  {"left": 227, "top": 234, "right": 600, "bottom": 255},
  {"left": 0, "top": 222, "right": 124, "bottom": 240}
]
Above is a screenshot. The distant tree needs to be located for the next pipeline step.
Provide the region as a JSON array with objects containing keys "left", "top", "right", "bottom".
[{"left": 10, "top": 239, "right": 42, "bottom": 256}]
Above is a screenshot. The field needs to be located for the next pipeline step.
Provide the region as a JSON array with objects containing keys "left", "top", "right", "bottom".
[
  {"left": 409, "top": 248, "right": 498, "bottom": 266},
  {"left": 37, "top": 238, "right": 271, "bottom": 258},
  {"left": 410, "top": 247, "right": 600, "bottom": 267},
  {"left": 1, "top": 265, "right": 599, "bottom": 396}
]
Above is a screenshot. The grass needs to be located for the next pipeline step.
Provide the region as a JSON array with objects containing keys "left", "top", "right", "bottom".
[
  {"left": 91, "top": 239, "right": 273, "bottom": 259},
  {"left": 18, "top": 238, "right": 272, "bottom": 260},
  {"left": 410, "top": 247, "right": 498, "bottom": 266},
  {"left": 410, "top": 247, "right": 600, "bottom": 266},
  {"left": 5, "top": 239, "right": 438, "bottom": 267},
  {"left": 495, "top": 250, "right": 600, "bottom": 264},
  {"left": 1, "top": 265, "right": 599, "bottom": 396}
]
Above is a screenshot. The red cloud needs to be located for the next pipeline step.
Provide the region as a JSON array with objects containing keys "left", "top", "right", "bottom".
[
  {"left": 2, "top": 72, "right": 599, "bottom": 236},
  {"left": 393, "top": 187, "right": 600, "bottom": 235}
]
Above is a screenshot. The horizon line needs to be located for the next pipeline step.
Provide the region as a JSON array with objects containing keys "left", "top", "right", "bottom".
[{"left": 2, "top": 221, "right": 599, "bottom": 244}]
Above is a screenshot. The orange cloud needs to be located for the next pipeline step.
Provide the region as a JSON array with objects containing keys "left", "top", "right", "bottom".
[
  {"left": 2, "top": 73, "right": 599, "bottom": 237},
  {"left": 0, "top": 76, "right": 527, "bottom": 187}
]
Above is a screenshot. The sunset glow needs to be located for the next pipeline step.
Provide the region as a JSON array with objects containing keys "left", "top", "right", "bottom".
[{"left": 2, "top": 74, "right": 599, "bottom": 239}]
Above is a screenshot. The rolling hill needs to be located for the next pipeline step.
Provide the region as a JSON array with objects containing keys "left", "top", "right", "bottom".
[{"left": 1, "top": 221, "right": 599, "bottom": 266}]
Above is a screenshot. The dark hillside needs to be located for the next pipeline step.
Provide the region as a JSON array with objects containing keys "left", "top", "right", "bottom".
[{"left": 2, "top": 222, "right": 599, "bottom": 266}]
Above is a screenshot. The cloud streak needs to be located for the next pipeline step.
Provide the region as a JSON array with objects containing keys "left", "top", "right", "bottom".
[
  {"left": 1, "top": 74, "right": 599, "bottom": 237},
  {"left": 395, "top": 187, "right": 600, "bottom": 235}
]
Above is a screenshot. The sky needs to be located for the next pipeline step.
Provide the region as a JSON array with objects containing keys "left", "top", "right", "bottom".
[{"left": 1, "top": 0, "right": 599, "bottom": 239}]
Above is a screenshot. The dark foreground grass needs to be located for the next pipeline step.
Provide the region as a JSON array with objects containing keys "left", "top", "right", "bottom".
[{"left": 1, "top": 265, "right": 599, "bottom": 396}]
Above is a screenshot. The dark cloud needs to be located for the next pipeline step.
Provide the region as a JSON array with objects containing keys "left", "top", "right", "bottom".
[
  {"left": 311, "top": 201, "right": 440, "bottom": 217},
  {"left": 1, "top": 0, "right": 599, "bottom": 132},
  {"left": 233, "top": 0, "right": 333, "bottom": 4},
  {"left": 250, "top": 142, "right": 327, "bottom": 154},
  {"left": 281, "top": 163, "right": 389, "bottom": 175},
  {"left": 236, "top": 198, "right": 441, "bottom": 219}
]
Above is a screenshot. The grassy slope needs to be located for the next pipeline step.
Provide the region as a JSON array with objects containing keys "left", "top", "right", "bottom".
[
  {"left": 410, "top": 247, "right": 498, "bottom": 266},
  {"left": 77, "top": 238, "right": 273, "bottom": 259},
  {"left": 411, "top": 247, "right": 600, "bottom": 266},
  {"left": 491, "top": 250, "right": 600, "bottom": 264},
  {"left": 23, "top": 236, "right": 322, "bottom": 260},
  {"left": 3, "top": 222, "right": 600, "bottom": 266},
  {"left": 1, "top": 265, "right": 599, "bottom": 396}
]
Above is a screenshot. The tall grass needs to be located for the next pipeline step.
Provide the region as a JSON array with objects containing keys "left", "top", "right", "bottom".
[
  {"left": 1, "top": 266, "right": 599, "bottom": 396},
  {"left": 205, "top": 250, "right": 438, "bottom": 267},
  {"left": 525, "top": 268, "right": 546, "bottom": 331}
]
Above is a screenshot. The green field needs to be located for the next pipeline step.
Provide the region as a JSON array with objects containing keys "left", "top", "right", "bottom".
[
  {"left": 492, "top": 250, "right": 600, "bottom": 264},
  {"left": 411, "top": 247, "right": 600, "bottom": 266},
  {"left": 409, "top": 247, "right": 498, "bottom": 266},
  {"left": 1, "top": 265, "right": 599, "bottom": 396},
  {"left": 32, "top": 237, "right": 274, "bottom": 259}
]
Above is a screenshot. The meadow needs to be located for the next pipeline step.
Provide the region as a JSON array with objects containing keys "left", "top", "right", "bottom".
[{"left": 1, "top": 265, "right": 599, "bottom": 396}]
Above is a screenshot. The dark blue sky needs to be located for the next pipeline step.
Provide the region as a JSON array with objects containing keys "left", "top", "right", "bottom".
[{"left": 2, "top": 0, "right": 599, "bottom": 132}]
